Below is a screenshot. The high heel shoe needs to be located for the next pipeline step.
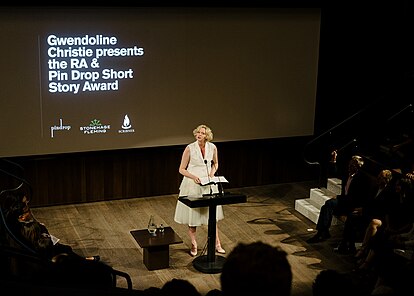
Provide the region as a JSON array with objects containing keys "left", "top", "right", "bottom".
[
  {"left": 216, "top": 245, "right": 226, "bottom": 254},
  {"left": 92, "top": 255, "right": 101, "bottom": 262},
  {"left": 85, "top": 255, "right": 100, "bottom": 262},
  {"left": 190, "top": 243, "right": 197, "bottom": 257}
]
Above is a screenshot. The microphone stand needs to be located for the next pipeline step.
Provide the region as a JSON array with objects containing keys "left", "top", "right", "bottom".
[
  {"left": 204, "top": 159, "right": 213, "bottom": 196},
  {"left": 217, "top": 176, "right": 224, "bottom": 197}
]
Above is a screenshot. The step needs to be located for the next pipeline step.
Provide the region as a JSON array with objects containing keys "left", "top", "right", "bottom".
[
  {"left": 309, "top": 188, "right": 335, "bottom": 208},
  {"left": 295, "top": 198, "right": 343, "bottom": 226},
  {"left": 295, "top": 198, "right": 320, "bottom": 224},
  {"left": 327, "top": 177, "right": 342, "bottom": 195},
  {"left": 294, "top": 177, "right": 344, "bottom": 226}
]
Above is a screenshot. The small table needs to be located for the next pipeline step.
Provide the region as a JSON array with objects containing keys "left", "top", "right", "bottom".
[{"left": 130, "top": 226, "right": 183, "bottom": 270}]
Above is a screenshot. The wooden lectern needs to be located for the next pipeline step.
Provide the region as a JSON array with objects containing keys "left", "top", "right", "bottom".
[{"left": 178, "top": 193, "right": 247, "bottom": 273}]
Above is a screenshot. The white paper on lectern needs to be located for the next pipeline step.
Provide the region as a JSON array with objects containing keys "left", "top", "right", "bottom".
[{"left": 199, "top": 176, "right": 229, "bottom": 186}]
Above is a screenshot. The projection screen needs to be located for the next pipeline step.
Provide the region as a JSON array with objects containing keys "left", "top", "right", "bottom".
[{"left": 0, "top": 7, "right": 320, "bottom": 157}]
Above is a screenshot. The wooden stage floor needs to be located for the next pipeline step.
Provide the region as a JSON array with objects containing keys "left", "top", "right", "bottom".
[{"left": 31, "top": 181, "right": 357, "bottom": 296}]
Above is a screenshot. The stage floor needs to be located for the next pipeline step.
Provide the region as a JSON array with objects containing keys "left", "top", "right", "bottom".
[{"left": 32, "top": 181, "right": 356, "bottom": 296}]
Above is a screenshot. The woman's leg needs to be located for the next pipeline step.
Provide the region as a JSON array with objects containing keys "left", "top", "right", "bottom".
[
  {"left": 189, "top": 226, "right": 197, "bottom": 256},
  {"left": 356, "top": 219, "right": 382, "bottom": 259},
  {"left": 215, "top": 225, "right": 225, "bottom": 254}
]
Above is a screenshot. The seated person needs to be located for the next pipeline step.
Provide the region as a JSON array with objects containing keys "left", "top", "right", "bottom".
[
  {"left": 357, "top": 176, "right": 414, "bottom": 271},
  {"left": 336, "top": 169, "right": 393, "bottom": 254},
  {"left": 4, "top": 191, "right": 99, "bottom": 261},
  {"left": 3, "top": 191, "right": 114, "bottom": 288},
  {"left": 307, "top": 154, "right": 375, "bottom": 245}
]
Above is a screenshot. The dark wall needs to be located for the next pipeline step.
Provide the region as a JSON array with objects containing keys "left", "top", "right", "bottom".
[
  {"left": 315, "top": 1, "right": 413, "bottom": 132},
  {"left": 2, "top": 137, "right": 317, "bottom": 207}
]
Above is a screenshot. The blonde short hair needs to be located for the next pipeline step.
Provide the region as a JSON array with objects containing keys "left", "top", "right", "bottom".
[
  {"left": 380, "top": 169, "right": 393, "bottom": 183},
  {"left": 193, "top": 124, "right": 214, "bottom": 142},
  {"left": 351, "top": 155, "right": 364, "bottom": 168}
]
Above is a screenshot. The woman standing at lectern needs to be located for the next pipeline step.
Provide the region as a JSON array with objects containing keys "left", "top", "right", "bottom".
[{"left": 174, "top": 124, "right": 226, "bottom": 257}]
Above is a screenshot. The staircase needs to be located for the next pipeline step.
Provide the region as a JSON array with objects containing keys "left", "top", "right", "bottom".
[{"left": 295, "top": 177, "right": 343, "bottom": 225}]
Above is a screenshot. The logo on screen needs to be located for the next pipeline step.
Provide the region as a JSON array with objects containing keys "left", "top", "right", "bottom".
[
  {"left": 119, "top": 114, "right": 135, "bottom": 134},
  {"left": 80, "top": 119, "right": 111, "bottom": 134},
  {"left": 50, "top": 119, "right": 71, "bottom": 138}
]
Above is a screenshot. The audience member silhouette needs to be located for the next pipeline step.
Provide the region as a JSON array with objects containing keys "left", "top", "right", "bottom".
[
  {"left": 205, "top": 289, "right": 222, "bottom": 296},
  {"left": 307, "top": 155, "right": 374, "bottom": 244},
  {"left": 312, "top": 269, "right": 355, "bottom": 296},
  {"left": 220, "top": 241, "right": 292, "bottom": 296},
  {"left": 161, "top": 279, "right": 201, "bottom": 296}
]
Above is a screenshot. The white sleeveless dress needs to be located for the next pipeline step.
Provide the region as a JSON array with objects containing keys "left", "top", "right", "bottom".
[{"left": 174, "top": 141, "right": 224, "bottom": 226}]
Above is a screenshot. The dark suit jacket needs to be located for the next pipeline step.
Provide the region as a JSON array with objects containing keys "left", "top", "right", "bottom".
[
  {"left": 363, "top": 183, "right": 394, "bottom": 221},
  {"left": 336, "top": 169, "right": 375, "bottom": 215}
]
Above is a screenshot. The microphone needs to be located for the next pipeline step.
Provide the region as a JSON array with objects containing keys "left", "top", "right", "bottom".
[
  {"left": 204, "top": 159, "right": 213, "bottom": 196},
  {"left": 211, "top": 160, "right": 224, "bottom": 197}
]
